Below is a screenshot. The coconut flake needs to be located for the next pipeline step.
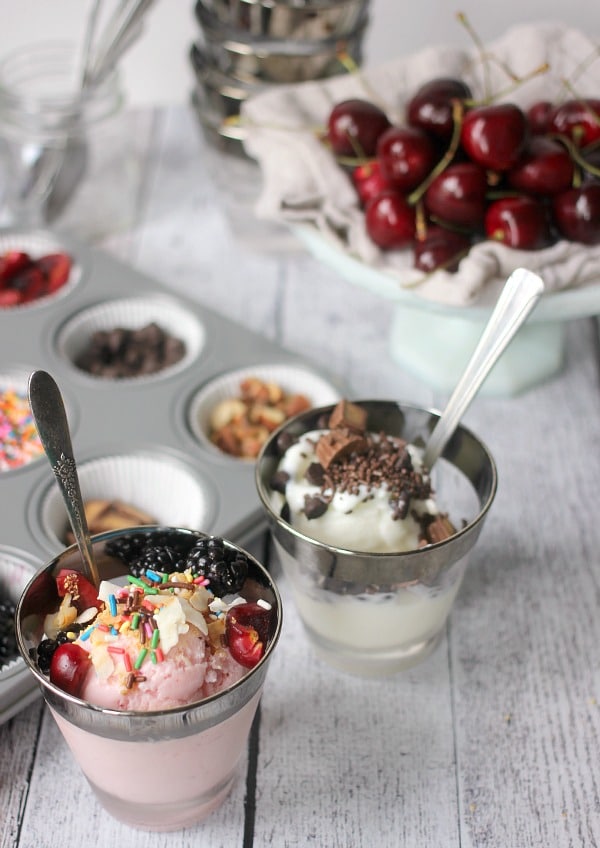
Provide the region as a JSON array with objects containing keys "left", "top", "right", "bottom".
[
  {"left": 154, "top": 597, "right": 189, "bottom": 654},
  {"left": 178, "top": 597, "right": 208, "bottom": 636},
  {"left": 91, "top": 646, "right": 115, "bottom": 680}
]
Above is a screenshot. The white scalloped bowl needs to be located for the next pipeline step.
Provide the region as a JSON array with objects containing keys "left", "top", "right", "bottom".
[
  {"left": 33, "top": 451, "right": 218, "bottom": 552},
  {"left": 187, "top": 362, "right": 342, "bottom": 460},
  {"left": 0, "top": 230, "right": 83, "bottom": 310},
  {"left": 0, "top": 546, "right": 43, "bottom": 724},
  {"left": 55, "top": 295, "right": 206, "bottom": 383}
]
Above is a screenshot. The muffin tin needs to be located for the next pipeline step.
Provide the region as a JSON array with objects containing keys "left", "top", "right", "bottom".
[{"left": 0, "top": 225, "right": 342, "bottom": 721}]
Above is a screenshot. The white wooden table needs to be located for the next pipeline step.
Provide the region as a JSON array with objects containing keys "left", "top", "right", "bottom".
[{"left": 2, "top": 105, "right": 600, "bottom": 848}]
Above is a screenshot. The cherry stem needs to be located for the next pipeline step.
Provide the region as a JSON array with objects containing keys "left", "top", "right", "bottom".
[
  {"left": 549, "top": 132, "right": 600, "bottom": 183},
  {"left": 407, "top": 98, "right": 464, "bottom": 206},
  {"left": 456, "top": 11, "right": 492, "bottom": 102}
]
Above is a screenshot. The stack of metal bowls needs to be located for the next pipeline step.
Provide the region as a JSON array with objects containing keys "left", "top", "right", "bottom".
[{"left": 191, "top": 0, "right": 371, "bottom": 155}]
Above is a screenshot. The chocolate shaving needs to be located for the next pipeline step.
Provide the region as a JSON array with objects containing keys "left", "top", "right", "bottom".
[
  {"left": 270, "top": 470, "right": 290, "bottom": 494},
  {"left": 305, "top": 462, "right": 325, "bottom": 486},
  {"left": 303, "top": 494, "right": 329, "bottom": 520}
]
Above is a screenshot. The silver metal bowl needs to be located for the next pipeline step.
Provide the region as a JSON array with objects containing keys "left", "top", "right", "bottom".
[
  {"left": 195, "top": 0, "right": 370, "bottom": 42},
  {"left": 192, "top": 18, "right": 366, "bottom": 84}
]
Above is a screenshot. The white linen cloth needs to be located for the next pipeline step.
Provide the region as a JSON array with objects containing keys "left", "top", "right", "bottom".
[{"left": 242, "top": 22, "right": 600, "bottom": 306}]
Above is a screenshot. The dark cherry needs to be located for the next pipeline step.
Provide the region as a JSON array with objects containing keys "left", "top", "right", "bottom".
[
  {"left": 406, "top": 77, "right": 472, "bottom": 141},
  {"left": 527, "top": 100, "right": 554, "bottom": 135},
  {"left": 364, "top": 190, "right": 416, "bottom": 249},
  {"left": 484, "top": 196, "right": 549, "bottom": 249},
  {"left": 552, "top": 184, "right": 600, "bottom": 245},
  {"left": 327, "top": 99, "right": 392, "bottom": 158},
  {"left": 414, "top": 226, "right": 472, "bottom": 273},
  {"left": 49, "top": 642, "right": 92, "bottom": 697},
  {"left": 424, "top": 161, "right": 488, "bottom": 228},
  {"left": 461, "top": 103, "right": 529, "bottom": 171},
  {"left": 548, "top": 99, "right": 600, "bottom": 148},
  {"left": 507, "top": 137, "right": 575, "bottom": 196},
  {"left": 377, "top": 125, "right": 438, "bottom": 193},
  {"left": 351, "top": 159, "right": 392, "bottom": 206},
  {"left": 226, "top": 603, "right": 272, "bottom": 669}
]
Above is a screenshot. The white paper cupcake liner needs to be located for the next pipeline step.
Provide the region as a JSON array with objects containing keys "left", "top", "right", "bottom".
[
  {"left": 36, "top": 451, "right": 217, "bottom": 550},
  {"left": 187, "top": 362, "right": 342, "bottom": 459},
  {"left": 0, "top": 547, "right": 41, "bottom": 680},
  {"left": 0, "top": 368, "right": 44, "bottom": 473},
  {"left": 0, "top": 230, "right": 83, "bottom": 310},
  {"left": 55, "top": 295, "right": 206, "bottom": 382}
]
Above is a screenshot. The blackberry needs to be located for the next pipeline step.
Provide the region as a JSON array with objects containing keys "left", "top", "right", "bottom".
[
  {"left": 105, "top": 532, "right": 151, "bottom": 564},
  {"left": 129, "top": 544, "right": 185, "bottom": 578},
  {"left": 36, "top": 631, "right": 69, "bottom": 674},
  {"left": 0, "top": 597, "right": 18, "bottom": 666},
  {"left": 106, "top": 531, "right": 201, "bottom": 569},
  {"left": 185, "top": 537, "right": 248, "bottom": 596}
]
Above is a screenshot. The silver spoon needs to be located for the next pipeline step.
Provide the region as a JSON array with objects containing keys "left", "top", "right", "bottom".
[
  {"left": 422, "top": 267, "right": 544, "bottom": 470},
  {"left": 28, "top": 370, "right": 100, "bottom": 587}
]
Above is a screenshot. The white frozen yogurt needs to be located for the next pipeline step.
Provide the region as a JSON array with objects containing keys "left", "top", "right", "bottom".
[{"left": 272, "top": 430, "right": 441, "bottom": 553}]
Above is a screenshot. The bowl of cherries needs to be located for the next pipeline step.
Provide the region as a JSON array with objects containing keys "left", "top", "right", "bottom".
[{"left": 243, "top": 22, "right": 600, "bottom": 395}]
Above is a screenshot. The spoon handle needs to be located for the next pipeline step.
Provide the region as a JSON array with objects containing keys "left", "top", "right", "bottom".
[
  {"left": 422, "top": 268, "right": 544, "bottom": 470},
  {"left": 28, "top": 370, "right": 99, "bottom": 587}
]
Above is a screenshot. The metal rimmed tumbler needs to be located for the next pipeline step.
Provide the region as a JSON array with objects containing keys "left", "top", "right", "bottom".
[
  {"left": 255, "top": 400, "right": 497, "bottom": 676},
  {"left": 16, "top": 526, "right": 282, "bottom": 831}
]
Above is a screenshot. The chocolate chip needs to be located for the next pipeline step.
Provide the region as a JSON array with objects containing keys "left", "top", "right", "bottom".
[
  {"left": 305, "top": 462, "right": 325, "bottom": 486},
  {"left": 270, "top": 470, "right": 290, "bottom": 494},
  {"left": 276, "top": 431, "right": 297, "bottom": 455},
  {"left": 303, "top": 494, "right": 328, "bottom": 519}
]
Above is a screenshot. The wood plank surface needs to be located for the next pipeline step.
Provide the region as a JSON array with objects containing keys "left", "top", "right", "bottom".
[{"left": 1, "top": 104, "right": 599, "bottom": 848}]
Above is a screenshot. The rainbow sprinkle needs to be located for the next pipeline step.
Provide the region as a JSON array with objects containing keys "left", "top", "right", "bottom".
[{"left": 0, "top": 388, "right": 43, "bottom": 471}]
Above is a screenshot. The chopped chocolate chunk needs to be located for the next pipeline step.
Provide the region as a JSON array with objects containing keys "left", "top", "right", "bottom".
[
  {"left": 316, "top": 429, "right": 368, "bottom": 469},
  {"left": 270, "top": 470, "right": 290, "bottom": 494},
  {"left": 276, "top": 431, "right": 297, "bottom": 455},
  {"left": 303, "top": 494, "right": 329, "bottom": 520},
  {"left": 328, "top": 399, "right": 367, "bottom": 432},
  {"left": 423, "top": 514, "right": 456, "bottom": 544},
  {"left": 305, "top": 462, "right": 325, "bottom": 486}
]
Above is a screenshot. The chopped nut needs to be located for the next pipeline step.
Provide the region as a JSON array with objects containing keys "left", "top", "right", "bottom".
[
  {"left": 328, "top": 399, "right": 367, "bottom": 432},
  {"left": 207, "top": 376, "right": 313, "bottom": 459}
]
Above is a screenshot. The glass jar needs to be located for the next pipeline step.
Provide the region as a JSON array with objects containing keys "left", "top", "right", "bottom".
[{"left": 0, "top": 41, "right": 135, "bottom": 240}]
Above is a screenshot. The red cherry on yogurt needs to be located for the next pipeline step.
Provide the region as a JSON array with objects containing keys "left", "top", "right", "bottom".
[
  {"left": 49, "top": 643, "right": 92, "bottom": 698},
  {"left": 364, "top": 190, "right": 416, "bottom": 249},
  {"left": 485, "top": 196, "right": 548, "bottom": 249},
  {"left": 226, "top": 602, "right": 272, "bottom": 669},
  {"left": 377, "top": 125, "right": 438, "bottom": 193},
  {"left": 327, "top": 99, "right": 391, "bottom": 158},
  {"left": 461, "top": 103, "right": 529, "bottom": 171}
]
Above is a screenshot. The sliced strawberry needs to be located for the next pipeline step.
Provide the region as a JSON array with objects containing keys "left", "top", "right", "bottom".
[
  {"left": 225, "top": 602, "right": 272, "bottom": 668},
  {"left": 56, "top": 568, "right": 101, "bottom": 613},
  {"left": 18, "top": 267, "right": 46, "bottom": 303},
  {"left": 0, "top": 289, "right": 21, "bottom": 307},
  {"left": 0, "top": 250, "right": 31, "bottom": 286},
  {"left": 49, "top": 643, "right": 91, "bottom": 697},
  {"left": 37, "top": 252, "right": 72, "bottom": 293}
]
